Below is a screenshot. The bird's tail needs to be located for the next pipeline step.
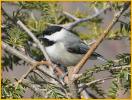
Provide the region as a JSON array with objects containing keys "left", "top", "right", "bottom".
[
  {"left": 92, "top": 52, "right": 108, "bottom": 62},
  {"left": 97, "top": 56, "right": 108, "bottom": 62}
]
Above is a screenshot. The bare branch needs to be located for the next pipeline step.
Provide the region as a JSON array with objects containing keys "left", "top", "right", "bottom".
[
  {"left": 67, "top": 67, "right": 79, "bottom": 98},
  {"left": 93, "top": 6, "right": 100, "bottom": 14},
  {"left": 2, "top": 41, "right": 36, "bottom": 64},
  {"left": 2, "top": 31, "right": 66, "bottom": 86},
  {"left": 22, "top": 79, "right": 46, "bottom": 98},
  {"left": 79, "top": 77, "right": 114, "bottom": 93},
  {"left": 2, "top": 41, "right": 59, "bottom": 87},
  {"left": 17, "top": 20, "right": 51, "bottom": 62},
  {"left": 63, "top": 11, "right": 80, "bottom": 21},
  {"left": 32, "top": 70, "right": 49, "bottom": 82},
  {"left": 36, "top": 67, "right": 63, "bottom": 86},
  {"left": 63, "top": 7, "right": 110, "bottom": 30},
  {"left": 47, "top": 6, "right": 110, "bottom": 30},
  {"left": 65, "top": 3, "right": 130, "bottom": 98},
  {"left": 72, "top": 2, "right": 130, "bottom": 75},
  {"left": 14, "top": 60, "right": 54, "bottom": 88}
]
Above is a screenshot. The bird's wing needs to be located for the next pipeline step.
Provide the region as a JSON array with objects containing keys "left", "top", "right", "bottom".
[
  {"left": 65, "top": 41, "right": 107, "bottom": 61},
  {"left": 65, "top": 41, "right": 89, "bottom": 54}
]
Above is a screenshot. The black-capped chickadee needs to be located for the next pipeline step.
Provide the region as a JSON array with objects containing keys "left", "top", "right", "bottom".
[{"left": 39, "top": 26, "right": 106, "bottom": 67}]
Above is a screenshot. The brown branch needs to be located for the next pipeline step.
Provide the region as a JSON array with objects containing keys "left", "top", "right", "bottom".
[
  {"left": 72, "top": 2, "right": 130, "bottom": 75},
  {"left": 14, "top": 61, "right": 51, "bottom": 88},
  {"left": 66, "top": 2, "right": 130, "bottom": 98},
  {"left": 2, "top": 42, "right": 62, "bottom": 87},
  {"left": 67, "top": 67, "right": 80, "bottom": 98},
  {"left": 2, "top": 41, "right": 67, "bottom": 92}
]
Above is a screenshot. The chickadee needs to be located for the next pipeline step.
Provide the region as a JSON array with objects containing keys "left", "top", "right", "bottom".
[{"left": 39, "top": 26, "right": 106, "bottom": 67}]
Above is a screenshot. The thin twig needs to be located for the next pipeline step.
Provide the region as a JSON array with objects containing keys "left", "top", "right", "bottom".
[
  {"left": 64, "top": 6, "right": 110, "bottom": 30},
  {"left": 72, "top": 2, "right": 130, "bottom": 75},
  {"left": 79, "top": 77, "right": 114, "bottom": 93},
  {"left": 22, "top": 79, "right": 46, "bottom": 98},
  {"left": 32, "top": 70, "right": 48, "bottom": 82},
  {"left": 36, "top": 67, "right": 70, "bottom": 98},
  {"left": 47, "top": 6, "right": 110, "bottom": 30},
  {"left": 2, "top": 41, "right": 51, "bottom": 66},
  {"left": 17, "top": 20, "right": 51, "bottom": 62},
  {"left": 63, "top": 11, "right": 80, "bottom": 21},
  {"left": 36, "top": 67, "right": 63, "bottom": 86},
  {"left": 14, "top": 61, "right": 51, "bottom": 88}
]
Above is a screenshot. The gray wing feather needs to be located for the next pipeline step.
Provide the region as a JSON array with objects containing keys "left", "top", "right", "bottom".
[
  {"left": 65, "top": 41, "right": 90, "bottom": 54},
  {"left": 65, "top": 41, "right": 107, "bottom": 61}
]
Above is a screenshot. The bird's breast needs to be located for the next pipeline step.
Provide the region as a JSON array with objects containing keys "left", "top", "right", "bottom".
[{"left": 45, "top": 43, "right": 83, "bottom": 66}]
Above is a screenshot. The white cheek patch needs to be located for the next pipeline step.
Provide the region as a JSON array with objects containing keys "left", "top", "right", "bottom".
[
  {"left": 44, "top": 29, "right": 68, "bottom": 41},
  {"left": 44, "top": 35, "right": 55, "bottom": 41}
]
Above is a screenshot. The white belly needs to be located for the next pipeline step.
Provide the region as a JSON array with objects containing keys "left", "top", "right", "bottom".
[{"left": 45, "top": 43, "right": 83, "bottom": 66}]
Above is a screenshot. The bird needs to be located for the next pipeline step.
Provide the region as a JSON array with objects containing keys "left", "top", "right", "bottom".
[{"left": 39, "top": 26, "right": 107, "bottom": 67}]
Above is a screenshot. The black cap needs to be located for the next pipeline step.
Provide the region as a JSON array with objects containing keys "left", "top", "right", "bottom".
[{"left": 43, "top": 26, "right": 62, "bottom": 35}]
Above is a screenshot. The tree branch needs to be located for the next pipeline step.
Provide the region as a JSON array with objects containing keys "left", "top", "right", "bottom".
[
  {"left": 2, "top": 2, "right": 130, "bottom": 98},
  {"left": 63, "top": 6, "right": 110, "bottom": 30},
  {"left": 72, "top": 2, "right": 130, "bottom": 75},
  {"left": 2, "top": 41, "right": 60, "bottom": 88},
  {"left": 2, "top": 41, "right": 36, "bottom": 64},
  {"left": 22, "top": 79, "right": 46, "bottom": 98},
  {"left": 63, "top": 11, "right": 80, "bottom": 21},
  {"left": 36, "top": 67, "right": 63, "bottom": 86},
  {"left": 2, "top": 5, "right": 67, "bottom": 89},
  {"left": 17, "top": 20, "right": 51, "bottom": 62},
  {"left": 47, "top": 6, "right": 110, "bottom": 30},
  {"left": 66, "top": 2, "right": 130, "bottom": 98},
  {"left": 79, "top": 77, "right": 114, "bottom": 93}
]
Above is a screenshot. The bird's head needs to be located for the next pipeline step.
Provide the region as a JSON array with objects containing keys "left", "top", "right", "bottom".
[{"left": 38, "top": 26, "right": 64, "bottom": 46}]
